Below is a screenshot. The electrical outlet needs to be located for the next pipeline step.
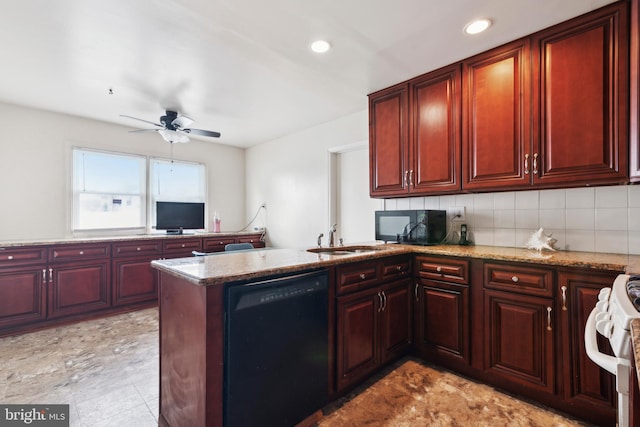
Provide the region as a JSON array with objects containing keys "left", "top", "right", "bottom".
[{"left": 447, "top": 206, "right": 465, "bottom": 221}]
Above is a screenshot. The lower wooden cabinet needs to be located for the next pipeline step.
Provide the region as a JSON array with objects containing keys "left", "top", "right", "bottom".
[
  {"left": 336, "top": 279, "right": 412, "bottom": 391},
  {"left": 0, "top": 266, "right": 47, "bottom": 328},
  {"left": 416, "top": 279, "right": 470, "bottom": 367},
  {"left": 112, "top": 257, "right": 158, "bottom": 306},
  {"left": 483, "top": 289, "right": 555, "bottom": 394},
  {"left": 558, "top": 270, "right": 617, "bottom": 425},
  {"left": 48, "top": 260, "right": 111, "bottom": 318}
]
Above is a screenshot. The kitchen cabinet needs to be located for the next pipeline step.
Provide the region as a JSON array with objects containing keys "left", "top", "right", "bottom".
[
  {"left": 369, "top": 84, "right": 409, "bottom": 197},
  {"left": 162, "top": 238, "right": 202, "bottom": 258},
  {"left": 335, "top": 256, "right": 413, "bottom": 392},
  {"left": 237, "top": 234, "right": 266, "bottom": 249},
  {"left": 414, "top": 256, "right": 470, "bottom": 368},
  {"left": 531, "top": 1, "right": 628, "bottom": 187},
  {"left": 462, "top": 39, "right": 532, "bottom": 191},
  {"left": 0, "top": 247, "right": 48, "bottom": 328},
  {"left": 483, "top": 262, "right": 555, "bottom": 394},
  {"left": 557, "top": 269, "right": 617, "bottom": 426},
  {"left": 369, "top": 65, "right": 461, "bottom": 197},
  {"left": 111, "top": 240, "right": 162, "bottom": 307},
  {"left": 47, "top": 243, "right": 111, "bottom": 319},
  {"left": 630, "top": 0, "right": 640, "bottom": 182}
]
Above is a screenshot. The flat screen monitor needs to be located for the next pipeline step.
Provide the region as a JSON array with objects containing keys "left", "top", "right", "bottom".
[{"left": 156, "top": 201, "right": 205, "bottom": 234}]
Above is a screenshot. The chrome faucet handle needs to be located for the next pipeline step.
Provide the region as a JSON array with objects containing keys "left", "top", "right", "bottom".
[
  {"left": 339, "top": 238, "right": 344, "bottom": 247},
  {"left": 317, "top": 233, "right": 324, "bottom": 248}
]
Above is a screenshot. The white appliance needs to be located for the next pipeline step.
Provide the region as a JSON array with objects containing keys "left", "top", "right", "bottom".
[{"left": 585, "top": 274, "right": 640, "bottom": 427}]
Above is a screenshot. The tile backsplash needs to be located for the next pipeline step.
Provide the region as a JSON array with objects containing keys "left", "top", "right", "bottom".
[{"left": 384, "top": 185, "right": 640, "bottom": 255}]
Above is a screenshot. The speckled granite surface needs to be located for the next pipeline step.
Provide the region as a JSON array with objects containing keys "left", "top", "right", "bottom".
[{"left": 632, "top": 319, "right": 640, "bottom": 385}]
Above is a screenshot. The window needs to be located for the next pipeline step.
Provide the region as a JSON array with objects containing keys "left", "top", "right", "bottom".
[
  {"left": 72, "top": 149, "right": 206, "bottom": 233},
  {"left": 149, "top": 159, "right": 206, "bottom": 229},
  {"left": 72, "top": 149, "right": 146, "bottom": 231}
]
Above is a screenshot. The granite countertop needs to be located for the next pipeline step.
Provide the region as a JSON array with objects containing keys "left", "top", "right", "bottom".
[
  {"left": 632, "top": 319, "right": 640, "bottom": 385},
  {"left": 0, "top": 231, "right": 263, "bottom": 248}
]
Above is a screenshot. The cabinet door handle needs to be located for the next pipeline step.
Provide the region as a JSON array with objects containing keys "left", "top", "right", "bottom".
[
  {"left": 546, "top": 307, "right": 552, "bottom": 331},
  {"left": 511, "top": 276, "right": 519, "bottom": 283},
  {"left": 377, "top": 291, "right": 383, "bottom": 313},
  {"left": 381, "top": 291, "right": 387, "bottom": 312},
  {"left": 533, "top": 153, "right": 538, "bottom": 175},
  {"left": 561, "top": 286, "right": 567, "bottom": 311},
  {"left": 414, "top": 283, "right": 419, "bottom": 302},
  {"left": 409, "top": 170, "right": 414, "bottom": 188},
  {"left": 524, "top": 153, "right": 530, "bottom": 175},
  {"left": 48, "top": 268, "right": 53, "bottom": 284},
  {"left": 42, "top": 269, "right": 47, "bottom": 284},
  {"left": 404, "top": 170, "right": 409, "bottom": 187}
]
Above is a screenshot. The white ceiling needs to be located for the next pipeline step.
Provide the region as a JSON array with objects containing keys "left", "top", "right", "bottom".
[{"left": 0, "top": 0, "right": 618, "bottom": 148}]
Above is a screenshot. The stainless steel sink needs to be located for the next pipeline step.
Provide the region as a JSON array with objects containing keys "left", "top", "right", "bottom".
[{"left": 306, "top": 245, "right": 385, "bottom": 255}]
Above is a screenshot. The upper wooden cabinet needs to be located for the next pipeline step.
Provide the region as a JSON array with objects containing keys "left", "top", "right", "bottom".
[
  {"left": 630, "top": 0, "right": 640, "bottom": 182},
  {"left": 532, "top": 1, "right": 629, "bottom": 187},
  {"left": 370, "top": 1, "right": 630, "bottom": 197},
  {"left": 369, "top": 84, "right": 409, "bottom": 197},
  {"left": 462, "top": 39, "right": 531, "bottom": 191}
]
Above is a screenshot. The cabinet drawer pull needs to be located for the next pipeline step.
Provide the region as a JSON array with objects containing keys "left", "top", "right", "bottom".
[
  {"left": 511, "top": 276, "right": 519, "bottom": 283},
  {"left": 546, "top": 307, "right": 552, "bottom": 331},
  {"left": 397, "top": 266, "right": 402, "bottom": 271},
  {"left": 181, "top": 244, "right": 185, "bottom": 248},
  {"left": 561, "top": 286, "right": 567, "bottom": 311},
  {"left": 136, "top": 247, "right": 141, "bottom": 251},
  {"left": 436, "top": 266, "right": 442, "bottom": 273},
  {"left": 414, "top": 283, "right": 419, "bottom": 302},
  {"left": 524, "top": 153, "right": 529, "bottom": 175},
  {"left": 79, "top": 251, "right": 84, "bottom": 255},
  {"left": 359, "top": 273, "right": 366, "bottom": 280},
  {"left": 7, "top": 255, "right": 13, "bottom": 260}
]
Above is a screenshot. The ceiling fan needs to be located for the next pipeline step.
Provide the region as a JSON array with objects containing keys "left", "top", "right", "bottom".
[{"left": 121, "top": 110, "right": 221, "bottom": 143}]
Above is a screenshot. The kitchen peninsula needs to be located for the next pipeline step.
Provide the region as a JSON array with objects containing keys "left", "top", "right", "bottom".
[{"left": 152, "top": 244, "right": 640, "bottom": 427}]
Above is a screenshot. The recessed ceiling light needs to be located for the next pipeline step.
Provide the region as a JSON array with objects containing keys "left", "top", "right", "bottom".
[
  {"left": 310, "top": 40, "right": 331, "bottom": 53},
  {"left": 464, "top": 18, "right": 492, "bottom": 35}
]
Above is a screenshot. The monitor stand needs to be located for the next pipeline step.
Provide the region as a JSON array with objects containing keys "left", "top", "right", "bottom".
[{"left": 166, "top": 228, "right": 184, "bottom": 235}]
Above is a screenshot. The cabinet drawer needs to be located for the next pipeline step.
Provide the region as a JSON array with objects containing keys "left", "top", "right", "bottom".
[
  {"left": 112, "top": 241, "right": 163, "bottom": 257},
  {"left": 415, "top": 256, "right": 469, "bottom": 284},
  {"left": 0, "top": 247, "right": 47, "bottom": 266},
  {"left": 484, "top": 263, "right": 553, "bottom": 297},
  {"left": 336, "top": 261, "right": 380, "bottom": 294},
  {"left": 381, "top": 256, "right": 412, "bottom": 281},
  {"left": 237, "top": 235, "right": 265, "bottom": 248},
  {"left": 202, "top": 237, "right": 238, "bottom": 252},
  {"left": 50, "top": 244, "right": 110, "bottom": 262},
  {"left": 162, "top": 239, "right": 202, "bottom": 253}
]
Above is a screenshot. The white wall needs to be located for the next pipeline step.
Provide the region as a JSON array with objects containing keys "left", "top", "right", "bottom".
[
  {"left": 245, "top": 110, "right": 368, "bottom": 249},
  {"left": 0, "top": 102, "right": 246, "bottom": 241}
]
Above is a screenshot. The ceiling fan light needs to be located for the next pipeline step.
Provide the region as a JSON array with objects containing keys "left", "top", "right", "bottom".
[{"left": 158, "top": 129, "right": 189, "bottom": 143}]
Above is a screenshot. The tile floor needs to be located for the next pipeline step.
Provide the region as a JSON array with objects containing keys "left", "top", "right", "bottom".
[{"left": 0, "top": 308, "right": 592, "bottom": 426}]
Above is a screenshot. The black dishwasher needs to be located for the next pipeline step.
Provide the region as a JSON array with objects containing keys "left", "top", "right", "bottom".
[{"left": 224, "top": 269, "right": 328, "bottom": 427}]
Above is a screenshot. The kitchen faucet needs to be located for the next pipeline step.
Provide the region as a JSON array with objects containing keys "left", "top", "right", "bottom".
[{"left": 328, "top": 224, "right": 337, "bottom": 247}]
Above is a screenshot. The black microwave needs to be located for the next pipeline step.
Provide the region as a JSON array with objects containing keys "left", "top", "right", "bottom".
[{"left": 375, "top": 210, "right": 447, "bottom": 245}]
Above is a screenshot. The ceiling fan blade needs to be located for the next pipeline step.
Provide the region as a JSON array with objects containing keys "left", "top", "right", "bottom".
[
  {"left": 128, "top": 128, "right": 159, "bottom": 133},
  {"left": 171, "top": 115, "right": 194, "bottom": 129},
  {"left": 183, "top": 128, "right": 221, "bottom": 138},
  {"left": 120, "top": 114, "right": 163, "bottom": 127}
]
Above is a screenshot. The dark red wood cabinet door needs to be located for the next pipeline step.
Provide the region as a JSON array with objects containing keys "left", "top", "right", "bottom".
[
  {"left": 558, "top": 271, "right": 616, "bottom": 426},
  {"left": 484, "top": 289, "right": 555, "bottom": 394},
  {"left": 410, "top": 64, "right": 461, "bottom": 194},
  {"left": 631, "top": 0, "right": 640, "bottom": 182},
  {"left": 336, "top": 289, "right": 379, "bottom": 391},
  {"left": 532, "top": 1, "right": 628, "bottom": 187},
  {"left": 112, "top": 257, "right": 158, "bottom": 306},
  {"left": 462, "top": 39, "right": 532, "bottom": 191},
  {"left": 48, "top": 261, "right": 110, "bottom": 318},
  {"left": 379, "top": 279, "right": 413, "bottom": 364},
  {"left": 418, "top": 280, "right": 470, "bottom": 367},
  {"left": 0, "top": 267, "right": 46, "bottom": 328},
  {"left": 369, "top": 84, "right": 409, "bottom": 197}
]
